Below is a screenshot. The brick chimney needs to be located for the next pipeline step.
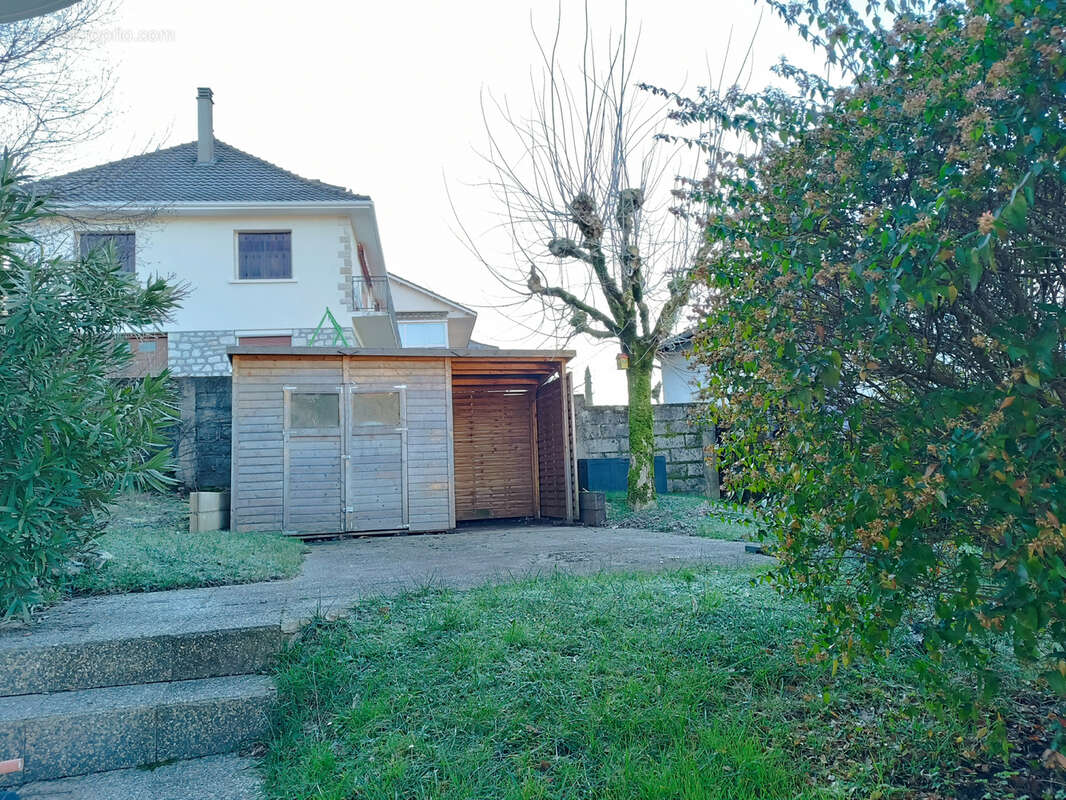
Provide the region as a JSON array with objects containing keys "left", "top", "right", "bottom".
[{"left": 196, "top": 87, "right": 214, "bottom": 164}]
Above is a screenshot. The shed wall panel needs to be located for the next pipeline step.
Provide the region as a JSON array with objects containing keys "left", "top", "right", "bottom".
[{"left": 233, "top": 355, "right": 450, "bottom": 534}]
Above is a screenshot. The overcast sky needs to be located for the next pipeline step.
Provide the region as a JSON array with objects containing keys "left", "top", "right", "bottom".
[{"left": 64, "top": 0, "right": 819, "bottom": 404}]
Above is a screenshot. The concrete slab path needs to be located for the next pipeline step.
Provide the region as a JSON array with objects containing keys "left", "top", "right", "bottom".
[{"left": 0, "top": 524, "right": 769, "bottom": 651}]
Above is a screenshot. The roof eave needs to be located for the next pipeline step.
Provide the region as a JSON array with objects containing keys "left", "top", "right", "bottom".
[{"left": 47, "top": 199, "right": 374, "bottom": 216}]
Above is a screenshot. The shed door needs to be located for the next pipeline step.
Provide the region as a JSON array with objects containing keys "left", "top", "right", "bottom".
[
  {"left": 283, "top": 387, "right": 344, "bottom": 534},
  {"left": 345, "top": 387, "right": 408, "bottom": 532}
]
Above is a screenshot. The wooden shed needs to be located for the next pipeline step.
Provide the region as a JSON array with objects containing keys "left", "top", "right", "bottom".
[{"left": 227, "top": 347, "right": 579, "bottom": 535}]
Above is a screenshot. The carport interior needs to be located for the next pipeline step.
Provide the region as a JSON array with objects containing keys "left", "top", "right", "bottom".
[{"left": 451, "top": 356, "right": 575, "bottom": 522}]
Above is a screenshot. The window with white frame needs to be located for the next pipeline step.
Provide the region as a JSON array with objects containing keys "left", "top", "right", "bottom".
[
  {"left": 236, "top": 231, "right": 292, "bottom": 280},
  {"left": 398, "top": 320, "right": 447, "bottom": 347}
]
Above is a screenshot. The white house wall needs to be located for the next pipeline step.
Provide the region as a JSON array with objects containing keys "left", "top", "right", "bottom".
[
  {"left": 44, "top": 213, "right": 360, "bottom": 376},
  {"left": 389, "top": 279, "right": 450, "bottom": 313},
  {"left": 660, "top": 350, "right": 709, "bottom": 404},
  {"left": 130, "top": 214, "right": 354, "bottom": 331}
]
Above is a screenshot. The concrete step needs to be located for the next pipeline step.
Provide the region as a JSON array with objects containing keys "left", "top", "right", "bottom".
[
  {"left": 0, "top": 674, "right": 273, "bottom": 785},
  {"left": 0, "top": 625, "right": 285, "bottom": 697},
  {"left": 15, "top": 753, "right": 262, "bottom": 800}
]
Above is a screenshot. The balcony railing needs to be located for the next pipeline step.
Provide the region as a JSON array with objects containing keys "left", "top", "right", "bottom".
[
  {"left": 352, "top": 275, "right": 395, "bottom": 313},
  {"left": 351, "top": 274, "right": 401, "bottom": 345}
]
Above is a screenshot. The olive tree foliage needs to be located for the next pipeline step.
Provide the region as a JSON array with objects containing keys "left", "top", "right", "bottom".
[
  {"left": 666, "top": 0, "right": 1066, "bottom": 728},
  {"left": 0, "top": 161, "right": 180, "bottom": 620},
  {"left": 464, "top": 5, "right": 747, "bottom": 509},
  {"left": 0, "top": 0, "right": 116, "bottom": 170}
]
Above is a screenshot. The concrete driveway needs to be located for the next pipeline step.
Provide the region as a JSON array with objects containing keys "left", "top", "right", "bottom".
[{"left": 1, "top": 524, "right": 770, "bottom": 650}]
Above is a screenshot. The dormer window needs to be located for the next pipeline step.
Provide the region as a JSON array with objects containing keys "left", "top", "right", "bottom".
[
  {"left": 80, "top": 232, "right": 135, "bottom": 274},
  {"left": 237, "top": 231, "right": 292, "bottom": 280}
]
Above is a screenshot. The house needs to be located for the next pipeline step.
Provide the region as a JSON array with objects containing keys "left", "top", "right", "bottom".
[
  {"left": 32, "top": 88, "right": 533, "bottom": 495},
  {"left": 33, "top": 88, "right": 480, "bottom": 376},
  {"left": 658, "top": 331, "right": 708, "bottom": 404},
  {"left": 32, "top": 88, "right": 580, "bottom": 530}
]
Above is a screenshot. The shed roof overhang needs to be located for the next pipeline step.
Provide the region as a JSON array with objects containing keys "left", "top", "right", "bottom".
[
  {"left": 228, "top": 346, "right": 573, "bottom": 384},
  {"left": 227, "top": 346, "right": 573, "bottom": 361}
]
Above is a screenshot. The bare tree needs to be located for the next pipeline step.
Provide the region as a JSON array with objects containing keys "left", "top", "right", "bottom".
[
  {"left": 0, "top": 0, "right": 116, "bottom": 171},
  {"left": 464, "top": 4, "right": 745, "bottom": 509}
]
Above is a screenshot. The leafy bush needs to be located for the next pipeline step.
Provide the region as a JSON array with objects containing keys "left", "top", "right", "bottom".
[
  {"left": 667, "top": 0, "right": 1065, "bottom": 726},
  {"left": 0, "top": 160, "right": 180, "bottom": 619}
]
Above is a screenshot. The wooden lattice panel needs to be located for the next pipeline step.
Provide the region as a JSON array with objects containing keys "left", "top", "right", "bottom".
[
  {"left": 452, "top": 387, "right": 535, "bottom": 520},
  {"left": 536, "top": 377, "right": 568, "bottom": 519}
]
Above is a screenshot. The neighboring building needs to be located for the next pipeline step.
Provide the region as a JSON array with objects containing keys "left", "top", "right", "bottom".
[
  {"left": 658, "top": 331, "right": 708, "bottom": 404},
  {"left": 32, "top": 87, "right": 478, "bottom": 379}
]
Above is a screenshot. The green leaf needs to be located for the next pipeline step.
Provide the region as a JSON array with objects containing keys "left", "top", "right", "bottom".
[{"left": 1044, "top": 669, "right": 1066, "bottom": 696}]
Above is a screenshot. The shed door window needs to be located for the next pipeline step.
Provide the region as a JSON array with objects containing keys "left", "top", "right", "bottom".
[
  {"left": 351, "top": 392, "right": 401, "bottom": 428},
  {"left": 80, "top": 232, "right": 135, "bottom": 273},
  {"left": 289, "top": 392, "right": 340, "bottom": 429},
  {"left": 237, "top": 232, "right": 292, "bottom": 279}
]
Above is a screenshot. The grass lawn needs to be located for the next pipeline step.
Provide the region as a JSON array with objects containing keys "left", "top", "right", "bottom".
[
  {"left": 606, "top": 491, "right": 759, "bottom": 540},
  {"left": 69, "top": 492, "right": 306, "bottom": 595},
  {"left": 266, "top": 568, "right": 1055, "bottom": 800}
]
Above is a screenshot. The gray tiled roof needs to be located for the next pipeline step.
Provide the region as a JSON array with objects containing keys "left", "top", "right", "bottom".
[
  {"left": 659, "top": 329, "right": 695, "bottom": 352},
  {"left": 32, "top": 140, "right": 368, "bottom": 204}
]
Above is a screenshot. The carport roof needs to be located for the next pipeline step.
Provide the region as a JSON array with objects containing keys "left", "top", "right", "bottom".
[{"left": 226, "top": 346, "right": 574, "bottom": 360}]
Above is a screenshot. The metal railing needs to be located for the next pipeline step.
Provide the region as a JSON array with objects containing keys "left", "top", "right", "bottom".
[
  {"left": 352, "top": 274, "right": 401, "bottom": 343},
  {"left": 352, "top": 274, "right": 391, "bottom": 312}
]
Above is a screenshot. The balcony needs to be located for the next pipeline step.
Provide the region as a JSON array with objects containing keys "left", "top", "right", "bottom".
[{"left": 351, "top": 275, "right": 401, "bottom": 347}]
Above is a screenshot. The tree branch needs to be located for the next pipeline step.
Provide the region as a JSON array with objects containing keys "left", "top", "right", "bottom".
[
  {"left": 528, "top": 269, "right": 620, "bottom": 334},
  {"left": 652, "top": 271, "right": 695, "bottom": 341}
]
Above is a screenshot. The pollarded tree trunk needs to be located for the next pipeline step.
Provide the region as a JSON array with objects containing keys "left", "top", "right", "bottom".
[
  {"left": 625, "top": 343, "right": 656, "bottom": 510},
  {"left": 470, "top": 9, "right": 730, "bottom": 511}
]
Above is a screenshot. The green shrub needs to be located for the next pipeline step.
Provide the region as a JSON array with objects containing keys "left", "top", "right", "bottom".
[
  {"left": 660, "top": 0, "right": 1065, "bottom": 737},
  {"left": 0, "top": 160, "right": 180, "bottom": 619}
]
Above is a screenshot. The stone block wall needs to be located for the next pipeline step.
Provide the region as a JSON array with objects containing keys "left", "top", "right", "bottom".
[
  {"left": 169, "top": 331, "right": 236, "bottom": 377},
  {"left": 168, "top": 326, "right": 357, "bottom": 376},
  {"left": 170, "top": 376, "right": 232, "bottom": 490},
  {"left": 573, "top": 395, "right": 717, "bottom": 495}
]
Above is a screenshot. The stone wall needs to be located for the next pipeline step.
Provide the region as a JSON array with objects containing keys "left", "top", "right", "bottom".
[
  {"left": 170, "top": 376, "right": 232, "bottom": 490},
  {"left": 169, "top": 331, "right": 236, "bottom": 377},
  {"left": 573, "top": 395, "right": 717, "bottom": 496},
  {"left": 167, "top": 326, "right": 357, "bottom": 376}
]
